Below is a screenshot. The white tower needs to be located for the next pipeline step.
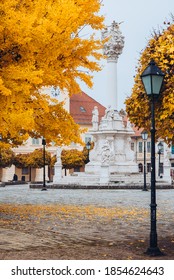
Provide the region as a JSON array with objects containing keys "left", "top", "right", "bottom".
[{"left": 102, "top": 21, "right": 124, "bottom": 109}]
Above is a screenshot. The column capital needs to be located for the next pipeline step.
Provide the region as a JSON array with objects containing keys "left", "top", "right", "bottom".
[{"left": 102, "top": 21, "right": 124, "bottom": 62}]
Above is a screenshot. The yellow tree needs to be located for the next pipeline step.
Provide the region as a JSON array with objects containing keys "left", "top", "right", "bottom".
[
  {"left": 125, "top": 20, "right": 174, "bottom": 144},
  {"left": 0, "top": 0, "right": 105, "bottom": 146},
  {"left": 0, "top": 147, "right": 15, "bottom": 167},
  {"left": 13, "top": 153, "right": 30, "bottom": 168},
  {"left": 61, "top": 149, "right": 86, "bottom": 170},
  {"left": 27, "top": 149, "right": 51, "bottom": 168}
]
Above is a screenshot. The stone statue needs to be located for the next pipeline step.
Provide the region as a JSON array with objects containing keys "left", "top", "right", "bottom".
[
  {"left": 56, "top": 147, "right": 62, "bottom": 164},
  {"left": 104, "top": 105, "right": 113, "bottom": 120},
  {"left": 102, "top": 21, "right": 124, "bottom": 62},
  {"left": 53, "top": 147, "right": 62, "bottom": 182},
  {"left": 92, "top": 106, "right": 99, "bottom": 130}
]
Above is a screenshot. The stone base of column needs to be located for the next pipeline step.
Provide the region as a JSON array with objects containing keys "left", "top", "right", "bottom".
[
  {"left": 53, "top": 163, "right": 62, "bottom": 184},
  {"left": 99, "top": 165, "right": 109, "bottom": 184}
]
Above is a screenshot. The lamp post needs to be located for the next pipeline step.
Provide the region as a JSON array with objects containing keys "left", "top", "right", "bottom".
[
  {"left": 157, "top": 142, "right": 163, "bottom": 177},
  {"left": 0, "top": 135, "right": 2, "bottom": 173},
  {"left": 141, "top": 131, "right": 148, "bottom": 191},
  {"left": 141, "top": 59, "right": 165, "bottom": 256},
  {"left": 42, "top": 137, "right": 47, "bottom": 191},
  {"left": 86, "top": 141, "right": 91, "bottom": 164}
]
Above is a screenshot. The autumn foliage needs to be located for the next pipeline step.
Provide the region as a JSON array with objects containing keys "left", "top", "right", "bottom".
[
  {"left": 0, "top": 0, "right": 105, "bottom": 146},
  {"left": 125, "top": 20, "right": 174, "bottom": 144},
  {"left": 14, "top": 149, "right": 51, "bottom": 168},
  {"left": 0, "top": 147, "right": 15, "bottom": 167},
  {"left": 61, "top": 149, "right": 86, "bottom": 170}
]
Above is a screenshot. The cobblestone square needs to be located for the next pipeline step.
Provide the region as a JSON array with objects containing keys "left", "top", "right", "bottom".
[{"left": 0, "top": 185, "right": 174, "bottom": 259}]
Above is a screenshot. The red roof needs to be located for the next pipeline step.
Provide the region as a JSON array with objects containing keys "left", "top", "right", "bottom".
[
  {"left": 70, "top": 91, "right": 106, "bottom": 125},
  {"left": 132, "top": 125, "right": 144, "bottom": 137}
]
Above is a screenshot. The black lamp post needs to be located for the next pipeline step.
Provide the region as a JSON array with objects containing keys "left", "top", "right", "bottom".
[
  {"left": 86, "top": 141, "right": 91, "bottom": 164},
  {"left": 0, "top": 135, "right": 2, "bottom": 171},
  {"left": 141, "top": 131, "right": 148, "bottom": 191},
  {"left": 42, "top": 137, "right": 47, "bottom": 191},
  {"left": 157, "top": 142, "right": 163, "bottom": 177},
  {"left": 141, "top": 59, "right": 165, "bottom": 256}
]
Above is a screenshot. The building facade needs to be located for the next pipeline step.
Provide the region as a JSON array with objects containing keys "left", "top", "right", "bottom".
[
  {"left": 130, "top": 127, "right": 174, "bottom": 184},
  {"left": 0, "top": 91, "right": 106, "bottom": 182}
]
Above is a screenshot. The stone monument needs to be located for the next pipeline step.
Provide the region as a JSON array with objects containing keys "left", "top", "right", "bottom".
[
  {"left": 53, "top": 21, "right": 140, "bottom": 186},
  {"left": 85, "top": 107, "right": 139, "bottom": 184}
]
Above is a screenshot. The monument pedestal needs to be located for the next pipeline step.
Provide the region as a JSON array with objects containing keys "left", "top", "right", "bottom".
[
  {"left": 100, "top": 165, "right": 109, "bottom": 184},
  {"left": 53, "top": 163, "right": 62, "bottom": 183}
]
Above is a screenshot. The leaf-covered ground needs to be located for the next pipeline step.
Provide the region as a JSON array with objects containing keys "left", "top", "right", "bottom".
[{"left": 0, "top": 203, "right": 174, "bottom": 260}]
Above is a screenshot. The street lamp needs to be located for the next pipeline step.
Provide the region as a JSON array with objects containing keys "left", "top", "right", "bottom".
[
  {"left": 141, "top": 59, "right": 165, "bottom": 256},
  {"left": 157, "top": 142, "right": 163, "bottom": 177},
  {"left": 141, "top": 131, "right": 148, "bottom": 191},
  {"left": 42, "top": 137, "right": 47, "bottom": 191},
  {"left": 0, "top": 135, "right": 2, "bottom": 174},
  {"left": 86, "top": 141, "right": 91, "bottom": 164}
]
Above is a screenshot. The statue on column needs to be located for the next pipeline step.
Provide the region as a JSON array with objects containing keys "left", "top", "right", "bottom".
[
  {"left": 56, "top": 146, "right": 62, "bottom": 165},
  {"left": 101, "top": 21, "right": 124, "bottom": 62},
  {"left": 92, "top": 106, "right": 99, "bottom": 131},
  {"left": 53, "top": 146, "right": 62, "bottom": 183}
]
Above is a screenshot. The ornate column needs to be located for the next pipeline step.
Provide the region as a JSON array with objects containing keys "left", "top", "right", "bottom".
[{"left": 102, "top": 21, "right": 124, "bottom": 109}]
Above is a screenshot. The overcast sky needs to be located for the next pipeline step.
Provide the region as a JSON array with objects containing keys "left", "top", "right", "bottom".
[{"left": 80, "top": 0, "right": 174, "bottom": 110}]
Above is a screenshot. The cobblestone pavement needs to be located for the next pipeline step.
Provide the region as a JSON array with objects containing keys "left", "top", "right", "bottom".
[
  {"left": 0, "top": 185, "right": 174, "bottom": 259},
  {"left": 1, "top": 184, "right": 174, "bottom": 208}
]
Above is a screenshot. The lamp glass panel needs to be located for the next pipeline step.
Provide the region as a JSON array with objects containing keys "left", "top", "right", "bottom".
[
  {"left": 158, "top": 142, "right": 163, "bottom": 151},
  {"left": 152, "top": 75, "right": 163, "bottom": 95},
  {"left": 141, "top": 132, "right": 148, "bottom": 140},
  {"left": 142, "top": 76, "right": 152, "bottom": 95},
  {"left": 86, "top": 142, "right": 91, "bottom": 150}
]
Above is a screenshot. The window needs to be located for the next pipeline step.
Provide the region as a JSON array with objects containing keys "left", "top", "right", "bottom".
[
  {"left": 131, "top": 142, "right": 134, "bottom": 151},
  {"left": 138, "top": 163, "right": 143, "bottom": 172},
  {"left": 138, "top": 142, "right": 143, "bottom": 153},
  {"left": 74, "top": 167, "right": 80, "bottom": 172},
  {"left": 32, "top": 138, "right": 40, "bottom": 145},
  {"left": 147, "top": 142, "right": 151, "bottom": 153},
  {"left": 22, "top": 167, "right": 29, "bottom": 175},
  {"left": 80, "top": 106, "right": 86, "bottom": 112},
  {"left": 171, "top": 146, "right": 174, "bottom": 154},
  {"left": 147, "top": 163, "right": 151, "bottom": 172}
]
